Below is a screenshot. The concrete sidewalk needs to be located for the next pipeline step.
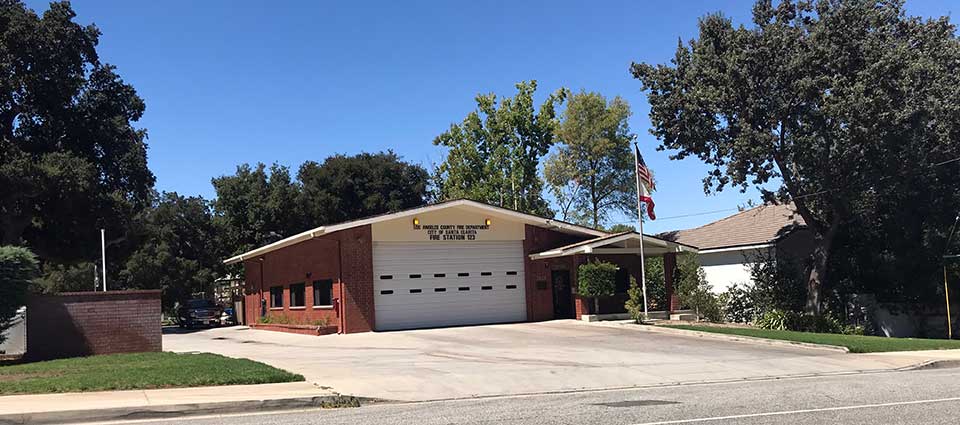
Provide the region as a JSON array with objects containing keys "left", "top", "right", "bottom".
[
  {"left": 0, "top": 382, "right": 358, "bottom": 425},
  {"left": 864, "top": 348, "right": 960, "bottom": 366}
]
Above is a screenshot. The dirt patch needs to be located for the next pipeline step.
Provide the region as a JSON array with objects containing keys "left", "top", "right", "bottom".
[{"left": 0, "top": 371, "right": 59, "bottom": 382}]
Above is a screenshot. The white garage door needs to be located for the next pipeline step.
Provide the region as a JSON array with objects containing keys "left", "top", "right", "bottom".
[{"left": 373, "top": 241, "right": 526, "bottom": 331}]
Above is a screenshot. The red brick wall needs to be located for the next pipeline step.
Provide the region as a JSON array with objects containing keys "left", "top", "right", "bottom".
[
  {"left": 336, "top": 225, "right": 375, "bottom": 333},
  {"left": 523, "top": 225, "right": 591, "bottom": 321},
  {"left": 663, "top": 252, "right": 679, "bottom": 311},
  {"left": 242, "top": 225, "right": 374, "bottom": 334},
  {"left": 26, "top": 290, "right": 161, "bottom": 361}
]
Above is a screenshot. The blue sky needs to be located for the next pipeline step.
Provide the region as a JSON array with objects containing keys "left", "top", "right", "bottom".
[{"left": 27, "top": 0, "right": 957, "bottom": 233}]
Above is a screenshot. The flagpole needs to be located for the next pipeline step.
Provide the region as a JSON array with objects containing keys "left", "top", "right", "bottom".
[{"left": 633, "top": 143, "right": 649, "bottom": 321}]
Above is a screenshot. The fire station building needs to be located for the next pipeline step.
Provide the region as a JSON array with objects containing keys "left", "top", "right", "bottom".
[{"left": 223, "top": 199, "right": 694, "bottom": 334}]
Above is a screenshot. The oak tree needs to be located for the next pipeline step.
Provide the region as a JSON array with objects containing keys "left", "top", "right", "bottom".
[
  {"left": 0, "top": 1, "right": 154, "bottom": 261},
  {"left": 632, "top": 0, "right": 960, "bottom": 313}
]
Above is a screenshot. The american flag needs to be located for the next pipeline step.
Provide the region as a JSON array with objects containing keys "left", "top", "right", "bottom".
[
  {"left": 635, "top": 145, "right": 656, "bottom": 220},
  {"left": 635, "top": 145, "right": 655, "bottom": 190}
]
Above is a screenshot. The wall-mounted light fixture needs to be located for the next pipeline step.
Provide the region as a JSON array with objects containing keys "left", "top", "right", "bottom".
[
  {"left": 413, "top": 218, "right": 420, "bottom": 226},
  {"left": 485, "top": 218, "right": 492, "bottom": 226}
]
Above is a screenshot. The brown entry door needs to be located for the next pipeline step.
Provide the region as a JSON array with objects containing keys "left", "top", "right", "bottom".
[{"left": 552, "top": 270, "right": 574, "bottom": 319}]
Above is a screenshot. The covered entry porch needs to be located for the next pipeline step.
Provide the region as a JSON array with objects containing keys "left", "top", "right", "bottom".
[{"left": 528, "top": 232, "right": 697, "bottom": 320}]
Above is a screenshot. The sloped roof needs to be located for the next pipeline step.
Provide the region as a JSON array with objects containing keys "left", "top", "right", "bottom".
[
  {"left": 528, "top": 231, "right": 697, "bottom": 260},
  {"left": 659, "top": 203, "right": 805, "bottom": 251},
  {"left": 223, "top": 199, "right": 608, "bottom": 264}
]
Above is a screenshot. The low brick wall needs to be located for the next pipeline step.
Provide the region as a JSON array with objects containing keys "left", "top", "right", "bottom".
[
  {"left": 250, "top": 323, "right": 338, "bottom": 336},
  {"left": 26, "top": 290, "right": 162, "bottom": 361}
]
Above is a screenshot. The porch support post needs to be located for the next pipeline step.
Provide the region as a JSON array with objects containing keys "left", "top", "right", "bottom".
[{"left": 663, "top": 252, "right": 679, "bottom": 313}]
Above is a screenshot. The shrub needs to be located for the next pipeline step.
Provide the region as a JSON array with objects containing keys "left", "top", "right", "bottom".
[
  {"left": 0, "top": 246, "right": 39, "bottom": 344},
  {"left": 260, "top": 314, "right": 294, "bottom": 325},
  {"left": 748, "top": 249, "right": 806, "bottom": 315},
  {"left": 642, "top": 257, "right": 668, "bottom": 310},
  {"left": 578, "top": 261, "right": 618, "bottom": 314},
  {"left": 673, "top": 253, "right": 723, "bottom": 322},
  {"left": 723, "top": 283, "right": 757, "bottom": 323},
  {"left": 625, "top": 276, "right": 645, "bottom": 323},
  {"left": 794, "top": 314, "right": 843, "bottom": 334},
  {"left": 691, "top": 291, "right": 725, "bottom": 323},
  {"left": 755, "top": 309, "right": 851, "bottom": 334},
  {"left": 755, "top": 309, "right": 796, "bottom": 330},
  {"left": 842, "top": 324, "right": 866, "bottom": 336}
]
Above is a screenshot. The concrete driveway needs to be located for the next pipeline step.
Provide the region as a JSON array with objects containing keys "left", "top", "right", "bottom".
[{"left": 163, "top": 321, "right": 921, "bottom": 401}]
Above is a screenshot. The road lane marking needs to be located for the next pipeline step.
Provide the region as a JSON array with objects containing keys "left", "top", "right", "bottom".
[{"left": 630, "top": 396, "right": 960, "bottom": 424}]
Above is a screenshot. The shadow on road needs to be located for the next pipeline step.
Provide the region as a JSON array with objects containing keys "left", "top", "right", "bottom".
[{"left": 162, "top": 325, "right": 239, "bottom": 335}]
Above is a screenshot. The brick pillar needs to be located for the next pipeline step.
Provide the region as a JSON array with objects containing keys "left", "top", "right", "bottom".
[{"left": 663, "top": 252, "right": 679, "bottom": 312}]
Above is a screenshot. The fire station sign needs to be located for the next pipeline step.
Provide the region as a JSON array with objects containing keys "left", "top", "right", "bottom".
[{"left": 414, "top": 224, "right": 491, "bottom": 241}]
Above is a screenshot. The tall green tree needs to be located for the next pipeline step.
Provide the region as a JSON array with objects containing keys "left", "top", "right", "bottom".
[
  {"left": 632, "top": 0, "right": 960, "bottom": 314},
  {"left": 212, "top": 163, "right": 302, "bottom": 256},
  {"left": 545, "top": 91, "right": 635, "bottom": 228},
  {"left": 433, "top": 81, "right": 565, "bottom": 216},
  {"left": 298, "top": 151, "right": 428, "bottom": 225},
  {"left": 118, "top": 192, "right": 222, "bottom": 307},
  {"left": 0, "top": 1, "right": 154, "bottom": 262}
]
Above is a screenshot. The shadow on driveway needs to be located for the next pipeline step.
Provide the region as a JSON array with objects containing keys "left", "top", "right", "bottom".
[{"left": 162, "top": 325, "right": 243, "bottom": 335}]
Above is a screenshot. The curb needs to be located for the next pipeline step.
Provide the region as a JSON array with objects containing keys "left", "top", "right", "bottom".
[
  {"left": 0, "top": 395, "right": 369, "bottom": 425},
  {"left": 590, "top": 321, "right": 850, "bottom": 353},
  {"left": 896, "top": 359, "right": 960, "bottom": 371}
]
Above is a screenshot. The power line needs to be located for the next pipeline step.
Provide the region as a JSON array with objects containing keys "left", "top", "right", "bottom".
[
  {"left": 935, "top": 157, "right": 960, "bottom": 167},
  {"left": 609, "top": 207, "right": 741, "bottom": 224},
  {"left": 646, "top": 208, "right": 741, "bottom": 221}
]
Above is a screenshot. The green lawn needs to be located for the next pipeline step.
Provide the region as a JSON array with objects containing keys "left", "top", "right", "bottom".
[
  {"left": 0, "top": 352, "right": 304, "bottom": 395},
  {"left": 664, "top": 325, "right": 960, "bottom": 353}
]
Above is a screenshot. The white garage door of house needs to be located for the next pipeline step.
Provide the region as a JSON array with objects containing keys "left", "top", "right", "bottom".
[{"left": 373, "top": 241, "right": 527, "bottom": 331}]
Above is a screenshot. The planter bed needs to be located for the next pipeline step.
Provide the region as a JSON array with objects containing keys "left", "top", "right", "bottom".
[{"left": 250, "top": 323, "right": 338, "bottom": 336}]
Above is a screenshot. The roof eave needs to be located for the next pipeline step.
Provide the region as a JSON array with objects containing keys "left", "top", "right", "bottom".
[
  {"left": 222, "top": 227, "right": 327, "bottom": 265},
  {"left": 527, "top": 232, "right": 698, "bottom": 260},
  {"left": 220, "top": 199, "right": 607, "bottom": 264}
]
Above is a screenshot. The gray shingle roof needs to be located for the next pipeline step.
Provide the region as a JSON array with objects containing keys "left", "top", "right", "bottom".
[{"left": 659, "top": 203, "right": 805, "bottom": 250}]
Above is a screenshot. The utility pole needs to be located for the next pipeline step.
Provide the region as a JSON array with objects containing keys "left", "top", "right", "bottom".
[
  {"left": 100, "top": 229, "right": 107, "bottom": 292},
  {"left": 943, "top": 214, "right": 960, "bottom": 339}
]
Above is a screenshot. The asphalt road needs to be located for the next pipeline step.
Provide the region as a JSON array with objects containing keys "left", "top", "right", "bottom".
[{"left": 104, "top": 367, "right": 960, "bottom": 425}]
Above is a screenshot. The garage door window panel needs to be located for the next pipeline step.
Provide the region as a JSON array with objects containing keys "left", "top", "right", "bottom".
[{"left": 313, "top": 279, "right": 333, "bottom": 308}]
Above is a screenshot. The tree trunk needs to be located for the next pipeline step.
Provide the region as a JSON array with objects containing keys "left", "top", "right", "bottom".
[
  {"left": 594, "top": 297, "right": 600, "bottom": 315},
  {"left": 804, "top": 219, "right": 840, "bottom": 315}
]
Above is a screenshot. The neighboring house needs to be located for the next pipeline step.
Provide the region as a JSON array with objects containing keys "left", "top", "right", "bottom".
[
  {"left": 660, "top": 203, "right": 812, "bottom": 293},
  {"left": 224, "top": 199, "right": 695, "bottom": 334}
]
